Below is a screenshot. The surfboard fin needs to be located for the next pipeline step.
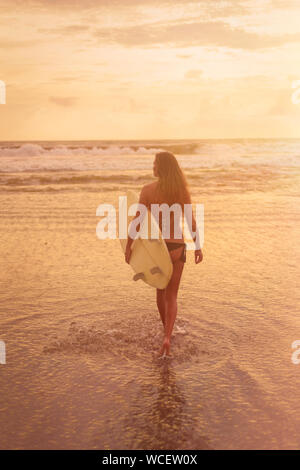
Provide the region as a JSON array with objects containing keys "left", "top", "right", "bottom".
[
  {"left": 133, "top": 272, "right": 145, "bottom": 281},
  {"left": 150, "top": 266, "right": 162, "bottom": 275}
]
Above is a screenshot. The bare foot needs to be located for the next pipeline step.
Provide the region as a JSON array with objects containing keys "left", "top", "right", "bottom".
[{"left": 159, "top": 337, "right": 171, "bottom": 357}]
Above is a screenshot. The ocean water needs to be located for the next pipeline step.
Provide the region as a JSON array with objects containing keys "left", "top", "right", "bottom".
[{"left": 0, "top": 139, "right": 299, "bottom": 449}]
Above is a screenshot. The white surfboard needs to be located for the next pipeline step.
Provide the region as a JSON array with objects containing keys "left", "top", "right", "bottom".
[{"left": 119, "top": 190, "right": 173, "bottom": 289}]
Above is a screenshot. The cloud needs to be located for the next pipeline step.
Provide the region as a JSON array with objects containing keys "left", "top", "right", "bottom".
[
  {"left": 0, "top": 39, "right": 37, "bottom": 48},
  {"left": 93, "top": 20, "right": 300, "bottom": 50},
  {"left": 38, "top": 25, "right": 90, "bottom": 35},
  {"left": 0, "top": 0, "right": 255, "bottom": 22},
  {"left": 0, "top": 0, "right": 250, "bottom": 8},
  {"left": 176, "top": 54, "right": 192, "bottom": 59},
  {"left": 51, "top": 74, "right": 91, "bottom": 83},
  {"left": 271, "top": 0, "right": 300, "bottom": 8},
  {"left": 49, "top": 96, "right": 78, "bottom": 106},
  {"left": 185, "top": 69, "right": 203, "bottom": 79}
]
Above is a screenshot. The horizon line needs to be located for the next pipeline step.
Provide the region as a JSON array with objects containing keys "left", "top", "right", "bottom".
[{"left": 0, "top": 137, "right": 300, "bottom": 143}]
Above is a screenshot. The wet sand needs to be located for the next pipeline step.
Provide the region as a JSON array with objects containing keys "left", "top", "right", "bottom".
[{"left": 0, "top": 159, "right": 300, "bottom": 449}]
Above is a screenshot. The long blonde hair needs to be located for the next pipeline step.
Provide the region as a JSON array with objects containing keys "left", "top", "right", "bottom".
[{"left": 155, "top": 152, "right": 190, "bottom": 207}]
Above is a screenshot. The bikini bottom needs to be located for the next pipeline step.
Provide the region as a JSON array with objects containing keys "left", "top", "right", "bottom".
[{"left": 165, "top": 242, "right": 186, "bottom": 263}]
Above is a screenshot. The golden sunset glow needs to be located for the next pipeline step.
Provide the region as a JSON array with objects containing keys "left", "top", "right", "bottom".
[{"left": 1, "top": 0, "right": 300, "bottom": 139}]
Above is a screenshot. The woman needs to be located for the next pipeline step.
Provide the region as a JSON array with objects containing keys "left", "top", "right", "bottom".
[{"left": 125, "top": 152, "right": 203, "bottom": 357}]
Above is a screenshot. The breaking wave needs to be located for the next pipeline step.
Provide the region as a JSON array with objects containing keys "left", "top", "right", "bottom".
[{"left": 0, "top": 142, "right": 164, "bottom": 158}]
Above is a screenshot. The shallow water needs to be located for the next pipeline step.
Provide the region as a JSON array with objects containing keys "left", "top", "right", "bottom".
[{"left": 0, "top": 141, "right": 300, "bottom": 449}]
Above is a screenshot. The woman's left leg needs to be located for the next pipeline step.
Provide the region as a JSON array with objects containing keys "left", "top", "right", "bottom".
[
  {"left": 156, "top": 288, "right": 166, "bottom": 327},
  {"left": 158, "top": 246, "right": 185, "bottom": 357}
]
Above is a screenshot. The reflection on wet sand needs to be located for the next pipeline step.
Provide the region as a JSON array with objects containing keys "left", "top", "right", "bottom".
[{"left": 122, "top": 362, "right": 211, "bottom": 450}]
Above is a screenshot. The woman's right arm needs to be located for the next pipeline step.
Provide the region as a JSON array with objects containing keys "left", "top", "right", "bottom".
[
  {"left": 184, "top": 191, "right": 203, "bottom": 264},
  {"left": 125, "top": 185, "right": 149, "bottom": 263}
]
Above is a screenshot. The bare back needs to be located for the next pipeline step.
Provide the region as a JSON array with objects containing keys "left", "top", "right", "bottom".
[{"left": 141, "top": 181, "right": 185, "bottom": 244}]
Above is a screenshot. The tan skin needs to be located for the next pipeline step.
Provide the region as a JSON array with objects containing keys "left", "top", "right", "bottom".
[{"left": 125, "top": 156, "right": 203, "bottom": 357}]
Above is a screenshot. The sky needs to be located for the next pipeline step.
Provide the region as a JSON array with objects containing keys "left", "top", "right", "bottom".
[{"left": 0, "top": 0, "right": 300, "bottom": 140}]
